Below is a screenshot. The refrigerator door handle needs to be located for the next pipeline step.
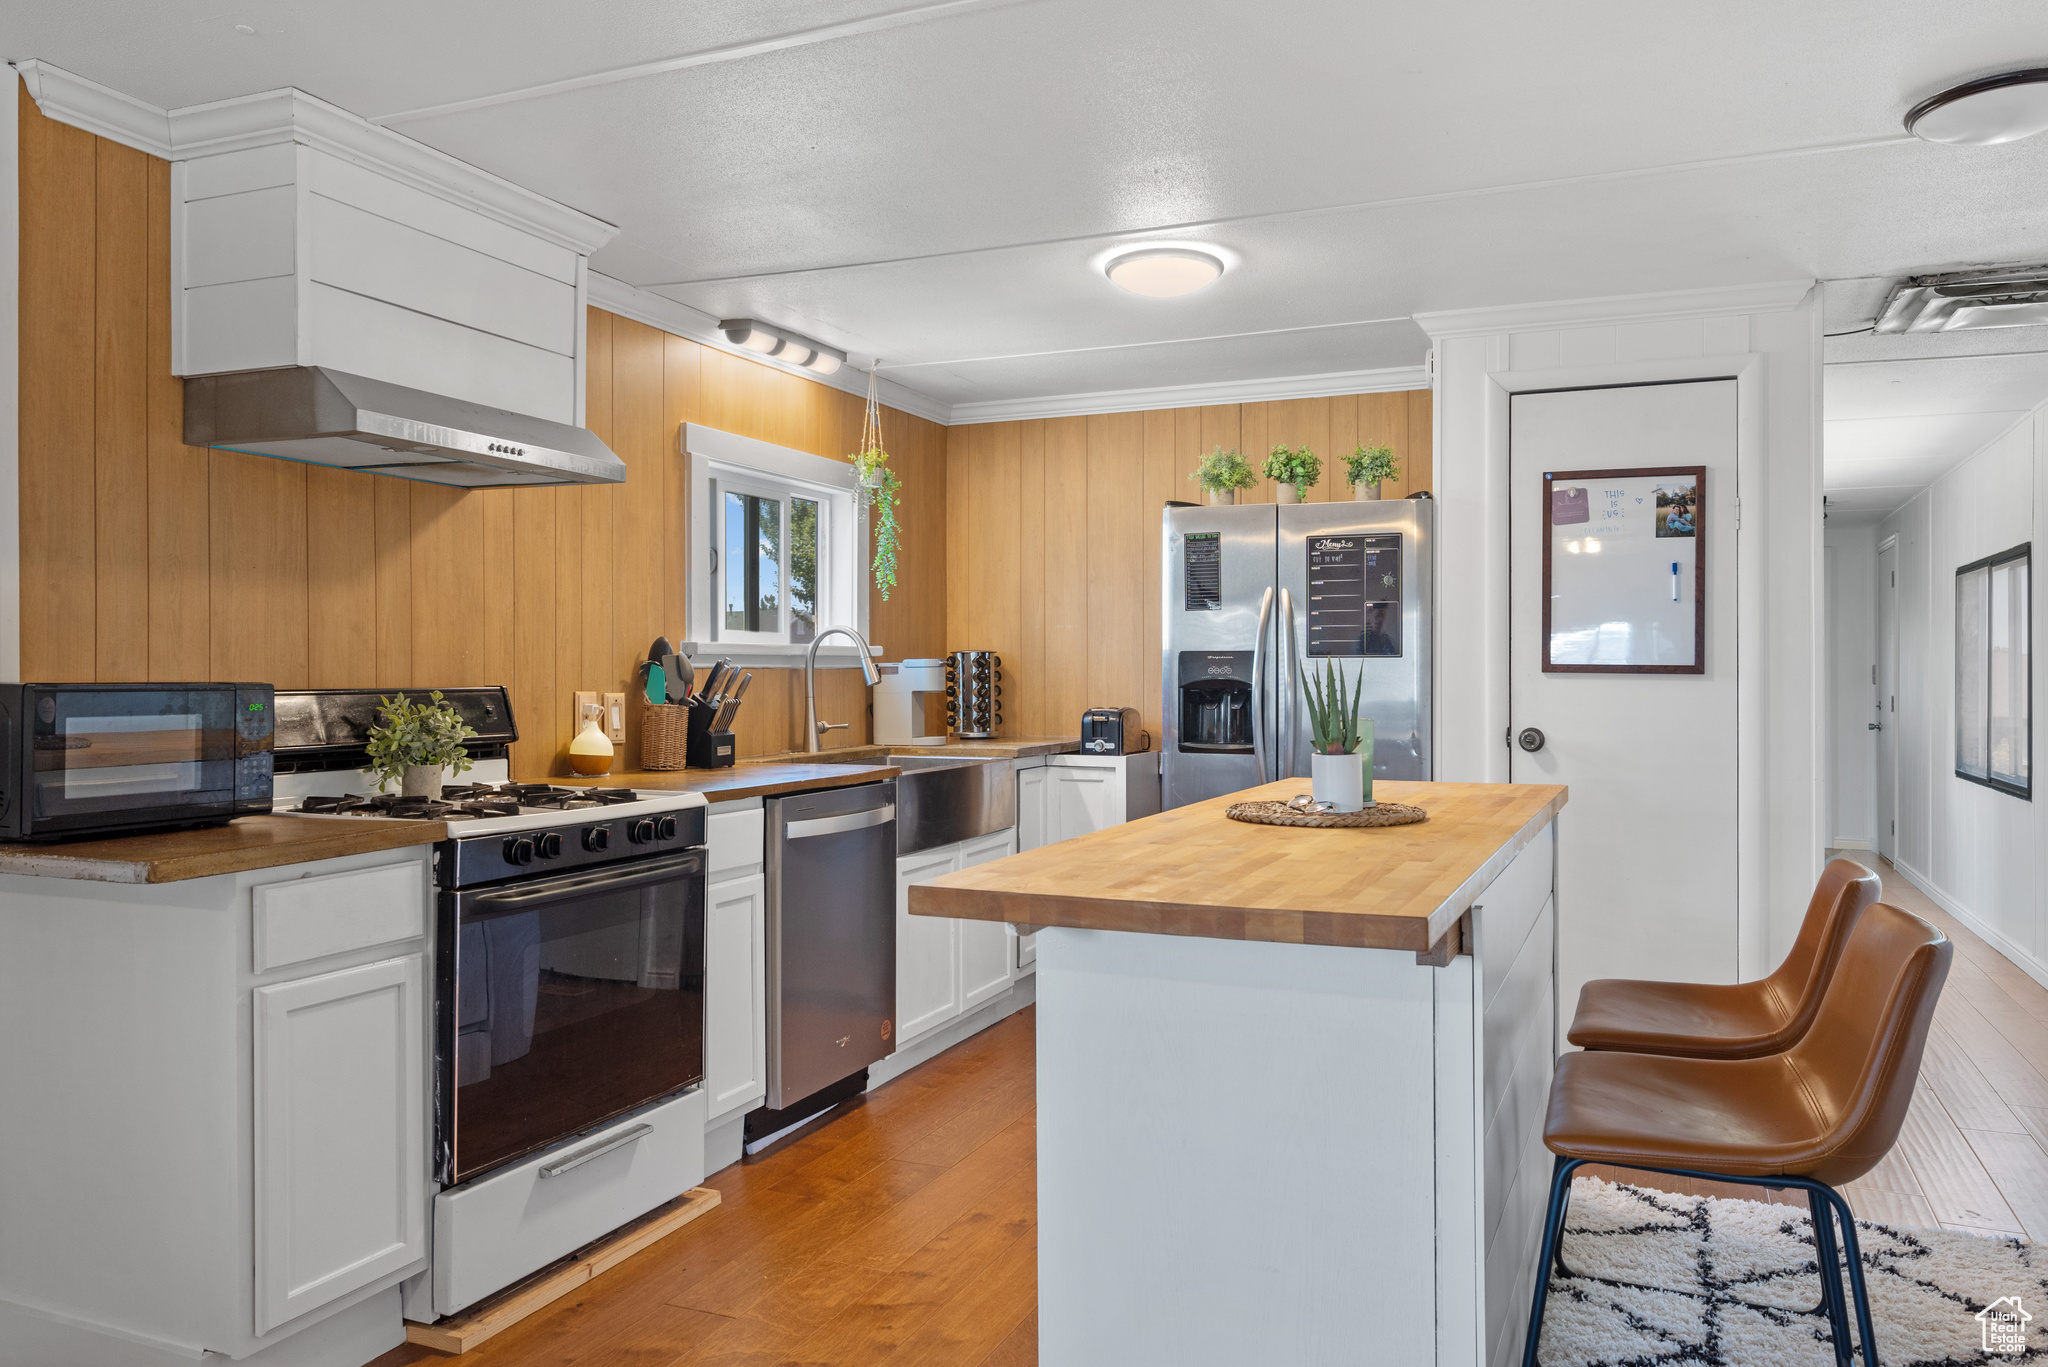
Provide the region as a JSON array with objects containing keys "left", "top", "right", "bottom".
[
  {"left": 1278, "top": 586, "right": 1297, "bottom": 781},
  {"left": 1251, "top": 585, "right": 1274, "bottom": 784}
]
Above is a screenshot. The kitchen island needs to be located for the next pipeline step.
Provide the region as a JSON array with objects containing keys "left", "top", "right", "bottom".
[{"left": 911, "top": 779, "right": 1567, "bottom": 1367}]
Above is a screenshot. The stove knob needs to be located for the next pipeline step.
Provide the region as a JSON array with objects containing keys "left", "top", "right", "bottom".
[
  {"left": 628, "top": 817, "right": 657, "bottom": 845},
  {"left": 582, "top": 826, "right": 611, "bottom": 853},
  {"left": 535, "top": 832, "right": 564, "bottom": 860},
  {"left": 655, "top": 814, "right": 680, "bottom": 841},
  {"left": 504, "top": 837, "right": 536, "bottom": 866}
]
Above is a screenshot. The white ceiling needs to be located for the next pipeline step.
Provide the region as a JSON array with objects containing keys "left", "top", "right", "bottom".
[{"left": 13, "top": 0, "right": 2048, "bottom": 488}]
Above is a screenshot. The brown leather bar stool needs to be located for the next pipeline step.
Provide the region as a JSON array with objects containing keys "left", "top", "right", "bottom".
[
  {"left": 1523, "top": 902, "right": 1951, "bottom": 1367},
  {"left": 1568, "top": 857, "right": 1881, "bottom": 1058}
]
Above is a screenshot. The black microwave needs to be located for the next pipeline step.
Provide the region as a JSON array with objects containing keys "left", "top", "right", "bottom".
[{"left": 0, "top": 683, "right": 275, "bottom": 841}]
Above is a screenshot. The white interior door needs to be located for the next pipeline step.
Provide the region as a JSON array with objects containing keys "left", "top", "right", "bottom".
[
  {"left": 1877, "top": 539, "right": 1898, "bottom": 861},
  {"left": 1510, "top": 380, "right": 1740, "bottom": 1017}
]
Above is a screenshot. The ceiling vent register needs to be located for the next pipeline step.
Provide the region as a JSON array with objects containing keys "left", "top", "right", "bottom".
[{"left": 1875, "top": 265, "right": 2048, "bottom": 334}]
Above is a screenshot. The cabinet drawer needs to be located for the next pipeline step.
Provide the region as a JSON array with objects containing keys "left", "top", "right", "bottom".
[
  {"left": 707, "top": 805, "right": 766, "bottom": 881},
  {"left": 433, "top": 1087, "right": 707, "bottom": 1316},
  {"left": 252, "top": 859, "right": 429, "bottom": 974}
]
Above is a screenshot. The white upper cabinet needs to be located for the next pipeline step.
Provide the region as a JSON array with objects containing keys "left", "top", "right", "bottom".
[{"left": 164, "top": 88, "right": 615, "bottom": 424}]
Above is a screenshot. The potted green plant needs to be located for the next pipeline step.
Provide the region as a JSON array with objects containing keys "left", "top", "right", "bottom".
[
  {"left": 366, "top": 691, "right": 479, "bottom": 797},
  {"left": 1345, "top": 442, "right": 1399, "bottom": 501},
  {"left": 1301, "top": 659, "right": 1373, "bottom": 812},
  {"left": 1261, "top": 445, "right": 1321, "bottom": 504},
  {"left": 851, "top": 369, "right": 902, "bottom": 600},
  {"left": 1189, "top": 446, "right": 1257, "bottom": 505}
]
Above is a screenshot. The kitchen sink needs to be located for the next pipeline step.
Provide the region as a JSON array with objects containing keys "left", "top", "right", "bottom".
[{"left": 821, "top": 751, "right": 1017, "bottom": 854}]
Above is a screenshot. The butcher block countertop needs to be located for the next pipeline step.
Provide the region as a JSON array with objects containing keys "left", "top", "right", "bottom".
[
  {"left": 910, "top": 779, "right": 1567, "bottom": 953},
  {"left": 0, "top": 815, "right": 446, "bottom": 885}
]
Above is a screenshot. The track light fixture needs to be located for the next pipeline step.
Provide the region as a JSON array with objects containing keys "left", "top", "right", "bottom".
[{"left": 717, "top": 319, "right": 845, "bottom": 375}]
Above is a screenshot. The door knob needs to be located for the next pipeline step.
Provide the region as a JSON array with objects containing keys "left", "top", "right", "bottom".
[
  {"left": 1868, "top": 722, "right": 1883, "bottom": 731},
  {"left": 1517, "top": 727, "right": 1546, "bottom": 753}
]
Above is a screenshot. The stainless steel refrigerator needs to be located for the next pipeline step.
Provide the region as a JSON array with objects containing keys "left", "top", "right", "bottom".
[{"left": 1161, "top": 499, "right": 1432, "bottom": 809}]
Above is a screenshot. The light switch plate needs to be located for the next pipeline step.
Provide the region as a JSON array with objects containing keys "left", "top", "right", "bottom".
[
  {"left": 602, "top": 692, "right": 627, "bottom": 744},
  {"left": 573, "top": 691, "right": 599, "bottom": 736}
]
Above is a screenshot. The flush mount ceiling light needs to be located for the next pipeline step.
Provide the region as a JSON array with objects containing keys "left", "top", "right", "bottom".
[
  {"left": 1906, "top": 68, "right": 2048, "bottom": 144},
  {"left": 1103, "top": 248, "right": 1226, "bottom": 298},
  {"left": 717, "top": 319, "right": 845, "bottom": 375},
  {"left": 1875, "top": 264, "right": 2048, "bottom": 332}
]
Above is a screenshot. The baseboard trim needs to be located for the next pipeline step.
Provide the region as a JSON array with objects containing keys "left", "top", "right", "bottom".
[
  {"left": 867, "top": 974, "right": 1036, "bottom": 1089},
  {"left": 1889, "top": 857, "right": 2048, "bottom": 995}
]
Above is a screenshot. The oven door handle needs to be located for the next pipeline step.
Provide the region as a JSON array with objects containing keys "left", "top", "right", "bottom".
[
  {"left": 453, "top": 849, "right": 704, "bottom": 916},
  {"left": 538, "top": 1122, "right": 655, "bottom": 1178}
]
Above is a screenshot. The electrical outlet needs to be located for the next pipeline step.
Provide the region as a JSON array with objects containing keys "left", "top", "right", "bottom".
[
  {"left": 603, "top": 692, "right": 627, "bottom": 744},
  {"left": 573, "top": 691, "right": 599, "bottom": 736}
]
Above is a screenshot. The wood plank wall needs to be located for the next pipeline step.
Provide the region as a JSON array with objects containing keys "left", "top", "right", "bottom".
[
  {"left": 16, "top": 89, "right": 946, "bottom": 781},
  {"left": 946, "top": 392, "right": 1431, "bottom": 745}
]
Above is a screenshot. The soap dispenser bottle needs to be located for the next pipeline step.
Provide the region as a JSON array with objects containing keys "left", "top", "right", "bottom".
[{"left": 569, "top": 701, "right": 614, "bottom": 776}]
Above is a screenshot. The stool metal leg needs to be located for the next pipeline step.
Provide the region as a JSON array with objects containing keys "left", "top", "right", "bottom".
[
  {"left": 1822, "top": 1186, "right": 1881, "bottom": 1367},
  {"left": 1808, "top": 1189, "right": 1853, "bottom": 1367},
  {"left": 1521, "top": 1157, "right": 1584, "bottom": 1367}
]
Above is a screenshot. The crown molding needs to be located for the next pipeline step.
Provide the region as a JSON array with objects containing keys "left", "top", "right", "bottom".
[
  {"left": 587, "top": 272, "right": 954, "bottom": 427},
  {"left": 11, "top": 60, "right": 171, "bottom": 157},
  {"left": 1413, "top": 279, "right": 1815, "bottom": 340},
  {"left": 946, "top": 363, "right": 1431, "bottom": 426},
  {"left": 13, "top": 61, "right": 615, "bottom": 256}
]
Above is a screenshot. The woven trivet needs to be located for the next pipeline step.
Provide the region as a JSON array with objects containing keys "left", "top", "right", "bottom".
[{"left": 1224, "top": 799, "right": 1428, "bottom": 828}]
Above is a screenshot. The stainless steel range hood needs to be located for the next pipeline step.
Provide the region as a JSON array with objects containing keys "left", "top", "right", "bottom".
[{"left": 184, "top": 367, "right": 627, "bottom": 488}]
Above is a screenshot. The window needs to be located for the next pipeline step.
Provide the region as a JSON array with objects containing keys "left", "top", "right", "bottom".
[
  {"left": 685, "top": 424, "right": 867, "bottom": 658},
  {"left": 1956, "top": 543, "right": 2030, "bottom": 798}
]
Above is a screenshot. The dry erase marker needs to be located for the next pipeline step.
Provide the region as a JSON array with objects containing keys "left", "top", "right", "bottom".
[{"left": 1670, "top": 562, "right": 1680, "bottom": 601}]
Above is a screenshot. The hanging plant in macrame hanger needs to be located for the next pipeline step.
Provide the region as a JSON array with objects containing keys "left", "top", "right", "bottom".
[{"left": 849, "top": 363, "right": 902, "bottom": 600}]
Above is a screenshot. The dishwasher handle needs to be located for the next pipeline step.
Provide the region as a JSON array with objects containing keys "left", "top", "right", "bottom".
[{"left": 785, "top": 804, "right": 896, "bottom": 840}]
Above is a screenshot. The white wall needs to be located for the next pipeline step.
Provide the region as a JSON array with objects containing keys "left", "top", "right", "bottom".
[
  {"left": 1879, "top": 402, "right": 2047, "bottom": 981},
  {"left": 1420, "top": 281, "right": 1823, "bottom": 976},
  {"left": 1825, "top": 523, "right": 1877, "bottom": 847}
]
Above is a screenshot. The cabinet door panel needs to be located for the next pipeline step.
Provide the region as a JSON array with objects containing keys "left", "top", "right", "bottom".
[
  {"left": 896, "top": 848, "right": 963, "bottom": 1044},
  {"left": 254, "top": 954, "right": 426, "bottom": 1334},
  {"left": 1016, "top": 769, "right": 1050, "bottom": 852},
  {"left": 704, "top": 872, "right": 767, "bottom": 1120},
  {"left": 1049, "top": 764, "right": 1119, "bottom": 843},
  {"left": 957, "top": 832, "right": 1017, "bottom": 1010}
]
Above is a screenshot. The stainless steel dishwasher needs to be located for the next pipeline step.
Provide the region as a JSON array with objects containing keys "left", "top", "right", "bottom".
[{"left": 761, "top": 779, "right": 898, "bottom": 1114}]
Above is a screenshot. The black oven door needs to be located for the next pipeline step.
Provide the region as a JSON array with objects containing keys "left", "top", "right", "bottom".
[
  {"left": 436, "top": 848, "right": 706, "bottom": 1187},
  {"left": 19, "top": 684, "right": 246, "bottom": 835}
]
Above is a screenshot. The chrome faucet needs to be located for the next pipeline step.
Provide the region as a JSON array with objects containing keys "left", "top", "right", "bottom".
[{"left": 805, "top": 626, "right": 882, "bottom": 753}]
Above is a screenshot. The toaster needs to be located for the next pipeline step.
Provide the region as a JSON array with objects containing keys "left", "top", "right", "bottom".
[{"left": 1080, "top": 707, "right": 1150, "bottom": 756}]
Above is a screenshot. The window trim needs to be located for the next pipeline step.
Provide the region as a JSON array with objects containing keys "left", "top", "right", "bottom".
[
  {"left": 683, "top": 423, "right": 872, "bottom": 667},
  {"left": 1955, "top": 541, "right": 2031, "bottom": 801}
]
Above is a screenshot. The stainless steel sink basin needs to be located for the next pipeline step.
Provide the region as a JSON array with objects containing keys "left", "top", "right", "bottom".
[{"left": 821, "top": 751, "right": 1017, "bottom": 854}]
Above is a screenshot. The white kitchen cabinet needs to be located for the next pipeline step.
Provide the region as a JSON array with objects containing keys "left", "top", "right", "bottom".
[
  {"left": 704, "top": 801, "right": 768, "bottom": 1124},
  {"left": 1046, "top": 752, "right": 1162, "bottom": 844},
  {"left": 957, "top": 831, "right": 1019, "bottom": 1012},
  {"left": 1016, "top": 765, "right": 1050, "bottom": 851},
  {"left": 254, "top": 954, "right": 427, "bottom": 1333},
  {"left": 893, "top": 829, "right": 1021, "bottom": 1048},
  {"left": 896, "top": 846, "right": 965, "bottom": 1042}
]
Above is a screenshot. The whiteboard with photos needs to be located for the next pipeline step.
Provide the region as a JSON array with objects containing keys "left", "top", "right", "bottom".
[{"left": 1543, "top": 465, "right": 1705, "bottom": 672}]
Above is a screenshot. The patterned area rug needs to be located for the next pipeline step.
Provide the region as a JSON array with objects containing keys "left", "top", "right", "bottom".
[{"left": 1540, "top": 1177, "right": 2048, "bottom": 1365}]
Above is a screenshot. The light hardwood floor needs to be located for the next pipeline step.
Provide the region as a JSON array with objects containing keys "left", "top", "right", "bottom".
[
  {"left": 379, "top": 853, "right": 2048, "bottom": 1365},
  {"left": 373, "top": 1008, "right": 1039, "bottom": 1367}
]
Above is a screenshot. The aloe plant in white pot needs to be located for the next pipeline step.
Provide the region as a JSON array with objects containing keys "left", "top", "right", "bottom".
[
  {"left": 1301, "top": 659, "right": 1374, "bottom": 811},
  {"left": 367, "top": 691, "right": 479, "bottom": 797}
]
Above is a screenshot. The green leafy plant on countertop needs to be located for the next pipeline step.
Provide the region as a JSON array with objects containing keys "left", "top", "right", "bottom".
[
  {"left": 1189, "top": 445, "right": 1258, "bottom": 494},
  {"left": 1345, "top": 442, "right": 1399, "bottom": 490},
  {"left": 1302, "top": 658, "right": 1367, "bottom": 755},
  {"left": 1261, "top": 444, "right": 1322, "bottom": 501},
  {"left": 366, "top": 691, "right": 479, "bottom": 789}
]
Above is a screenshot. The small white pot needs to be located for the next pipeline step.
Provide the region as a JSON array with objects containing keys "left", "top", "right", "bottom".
[
  {"left": 400, "top": 764, "right": 446, "bottom": 799},
  {"left": 1310, "top": 752, "right": 1367, "bottom": 813},
  {"left": 1207, "top": 488, "right": 1237, "bottom": 506},
  {"left": 1275, "top": 483, "right": 1300, "bottom": 505},
  {"left": 1354, "top": 481, "right": 1382, "bottom": 501}
]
